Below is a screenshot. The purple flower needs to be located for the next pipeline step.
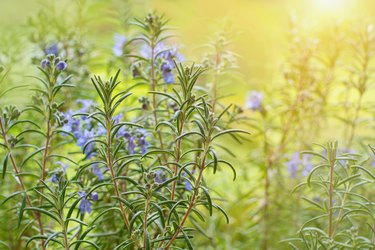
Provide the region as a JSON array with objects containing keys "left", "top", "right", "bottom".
[
  {"left": 140, "top": 43, "right": 183, "bottom": 64},
  {"left": 91, "top": 192, "right": 99, "bottom": 201},
  {"left": 139, "top": 136, "right": 148, "bottom": 154},
  {"left": 140, "top": 42, "right": 167, "bottom": 59},
  {"left": 114, "top": 114, "right": 126, "bottom": 138},
  {"left": 92, "top": 164, "right": 104, "bottom": 180},
  {"left": 155, "top": 170, "right": 167, "bottom": 184},
  {"left": 287, "top": 152, "right": 300, "bottom": 179},
  {"left": 78, "top": 191, "right": 92, "bottom": 215},
  {"left": 113, "top": 34, "right": 126, "bottom": 57},
  {"left": 50, "top": 174, "right": 58, "bottom": 183},
  {"left": 162, "top": 47, "right": 184, "bottom": 66},
  {"left": 161, "top": 62, "right": 174, "bottom": 84},
  {"left": 62, "top": 110, "right": 80, "bottom": 133},
  {"left": 75, "top": 129, "right": 95, "bottom": 159},
  {"left": 96, "top": 123, "right": 106, "bottom": 136},
  {"left": 49, "top": 162, "right": 68, "bottom": 183},
  {"left": 184, "top": 181, "right": 193, "bottom": 191},
  {"left": 45, "top": 44, "right": 59, "bottom": 55},
  {"left": 41, "top": 59, "right": 50, "bottom": 69},
  {"left": 76, "top": 99, "right": 93, "bottom": 114},
  {"left": 245, "top": 91, "right": 263, "bottom": 111},
  {"left": 55, "top": 61, "right": 67, "bottom": 71},
  {"left": 301, "top": 154, "right": 313, "bottom": 176},
  {"left": 125, "top": 132, "right": 136, "bottom": 154}
]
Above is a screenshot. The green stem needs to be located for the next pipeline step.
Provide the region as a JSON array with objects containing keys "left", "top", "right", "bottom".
[
  {"left": 143, "top": 196, "right": 150, "bottom": 249},
  {"left": 0, "top": 119, "right": 46, "bottom": 250},
  {"left": 165, "top": 144, "right": 210, "bottom": 249},
  {"left": 106, "top": 119, "right": 130, "bottom": 228}
]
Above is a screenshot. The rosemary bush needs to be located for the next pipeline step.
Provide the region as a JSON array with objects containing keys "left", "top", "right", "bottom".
[
  {"left": 0, "top": 11, "right": 248, "bottom": 250},
  {"left": 3, "top": 1, "right": 375, "bottom": 250}
]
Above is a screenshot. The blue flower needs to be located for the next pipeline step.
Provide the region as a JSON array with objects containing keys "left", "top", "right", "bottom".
[
  {"left": 184, "top": 181, "right": 192, "bottom": 191},
  {"left": 301, "top": 154, "right": 313, "bottom": 176},
  {"left": 76, "top": 99, "right": 93, "bottom": 114},
  {"left": 75, "top": 129, "right": 95, "bottom": 159},
  {"left": 41, "top": 59, "right": 50, "bottom": 69},
  {"left": 92, "top": 164, "right": 104, "bottom": 180},
  {"left": 155, "top": 170, "right": 167, "bottom": 184},
  {"left": 50, "top": 174, "right": 58, "bottom": 183},
  {"left": 78, "top": 191, "right": 92, "bottom": 215},
  {"left": 140, "top": 42, "right": 167, "bottom": 59},
  {"left": 161, "top": 62, "right": 174, "bottom": 84},
  {"left": 113, "top": 34, "right": 126, "bottom": 57},
  {"left": 62, "top": 110, "right": 81, "bottom": 133},
  {"left": 286, "top": 152, "right": 300, "bottom": 179},
  {"left": 140, "top": 43, "right": 183, "bottom": 64},
  {"left": 114, "top": 114, "right": 126, "bottom": 138},
  {"left": 55, "top": 61, "right": 67, "bottom": 71},
  {"left": 91, "top": 192, "right": 99, "bottom": 201},
  {"left": 137, "top": 129, "right": 149, "bottom": 154},
  {"left": 49, "top": 162, "right": 68, "bottom": 183},
  {"left": 245, "top": 91, "right": 263, "bottom": 111},
  {"left": 96, "top": 123, "right": 106, "bottom": 136},
  {"left": 45, "top": 44, "right": 59, "bottom": 55},
  {"left": 162, "top": 47, "right": 184, "bottom": 66},
  {"left": 125, "top": 132, "right": 136, "bottom": 154}
]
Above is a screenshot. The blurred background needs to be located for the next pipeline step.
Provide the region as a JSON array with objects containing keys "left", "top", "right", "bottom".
[{"left": 2, "top": 0, "right": 375, "bottom": 249}]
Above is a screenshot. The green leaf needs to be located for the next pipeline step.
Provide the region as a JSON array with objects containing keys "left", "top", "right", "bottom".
[
  {"left": 212, "top": 129, "right": 250, "bottom": 141},
  {"left": 2, "top": 153, "right": 9, "bottom": 179},
  {"left": 70, "top": 240, "right": 100, "bottom": 250},
  {"left": 181, "top": 229, "right": 194, "bottom": 250},
  {"left": 17, "top": 195, "right": 26, "bottom": 228},
  {"left": 200, "top": 187, "right": 212, "bottom": 216},
  {"left": 24, "top": 207, "right": 61, "bottom": 224}
]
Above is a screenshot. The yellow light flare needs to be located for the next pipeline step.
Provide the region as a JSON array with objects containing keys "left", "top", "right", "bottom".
[{"left": 314, "top": 0, "right": 346, "bottom": 12}]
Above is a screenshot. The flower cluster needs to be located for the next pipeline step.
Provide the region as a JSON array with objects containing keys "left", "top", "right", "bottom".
[
  {"left": 63, "top": 100, "right": 150, "bottom": 158},
  {"left": 41, "top": 54, "right": 67, "bottom": 72},
  {"left": 138, "top": 42, "right": 184, "bottom": 84}
]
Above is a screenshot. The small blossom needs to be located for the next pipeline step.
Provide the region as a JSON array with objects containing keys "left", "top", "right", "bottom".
[
  {"left": 92, "top": 164, "right": 104, "bottom": 180},
  {"left": 245, "top": 91, "right": 263, "bottom": 111},
  {"left": 155, "top": 170, "right": 167, "bottom": 184},
  {"left": 113, "top": 34, "right": 126, "bottom": 57},
  {"left": 125, "top": 132, "right": 136, "bottom": 154},
  {"left": 55, "top": 61, "right": 67, "bottom": 71},
  {"left": 91, "top": 192, "right": 99, "bottom": 201},
  {"left": 50, "top": 174, "right": 58, "bottom": 183},
  {"left": 78, "top": 191, "right": 92, "bottom": 215},
  {"left": 45, "top": 44, "right": 59, "bottom": 55},
  {"left": 140, "top": 42, "right": 167, "bottom": 59},
  {"left": 75, "top": 129, "right": 95, "bottom": 159},
  {"left": 162, "top": 46, "right": 184, "bottom": 65},
  {"left": 184, "top": 181, "right": 193, "bottom": 191},
  {"left": 287, "top": 152, "right": 300, "bottom": 179},
  {"left": 76, "top": 99, "right": 93, "bottom": 114},
  {"left": 41, "top": 59, "right": 50, "bottom": 69},
  {"left": 301, "top": 154, "right": 313, "bottom": 176},
  {"left": 161, "top": 62, "right": 174, "bottom": 84}
]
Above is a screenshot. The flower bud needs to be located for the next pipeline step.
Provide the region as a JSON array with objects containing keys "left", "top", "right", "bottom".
[
  {"left": 55, "top": 61, "right": 67, "bottom": 71},
  {"left": 91, "top": 192, "right": 99, "bottom": 201},
  {"left": 41, "top": 59, "right": 50, "bottom": 69}
]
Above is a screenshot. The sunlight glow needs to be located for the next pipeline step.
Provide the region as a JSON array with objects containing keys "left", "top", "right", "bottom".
[{"left": 314, "top": 0, "right": 345, "bottom": 11}]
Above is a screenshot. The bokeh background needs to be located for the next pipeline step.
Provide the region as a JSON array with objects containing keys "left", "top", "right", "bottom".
[{"left": 2, "top": 0, "right": 375, "bottom": 249}]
